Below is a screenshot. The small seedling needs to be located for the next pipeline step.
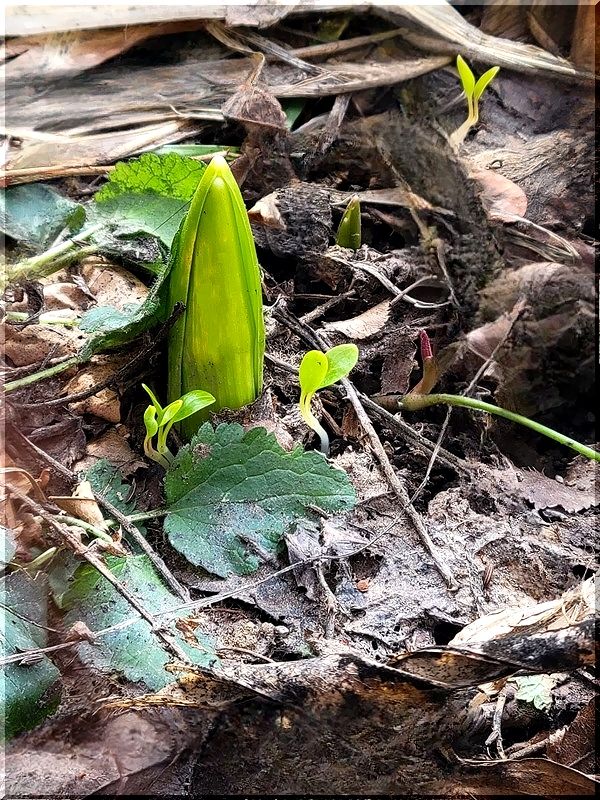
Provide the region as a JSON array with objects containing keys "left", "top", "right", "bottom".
[
  {"left": 299, "top": 344, "right": 359, "bottom": 454},
  {"left": 336, "top": 195, "right": 361, "bottom": 250},
  {"left": 142, "top": 383, "right": 215, "bottom": 467},
  {"left": 168, "top": 154, "right": 265, "bottom": 439},
  {"left": 452, "top": 55, "right": 500, "bottom": 145},
  {"left": 400, "top": 332, "right": 600, "bottom": 463}
]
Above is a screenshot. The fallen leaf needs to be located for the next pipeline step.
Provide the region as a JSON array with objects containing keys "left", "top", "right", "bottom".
[
  {"left": 51, "top": 480, "right": 108, "bottom": 531},
  {"left": 63, "top": 358, "right": 125, "bottom": 423},
  {"left": 323, "top": 301, "right": 391, "bottom": 340},
  {"left": 3, "top": 323, "right": 80, "bottom": 366},
  {"left": 471, "top": 169, "right": 528, "bottom": 222},
  {"left": 73, "top": 427, "right": 146, "bottom": 477},
  {"left": 79, "top": 257, "right": 148, "bottom": 311},
  {"left": 547, "top": 699, "right": 595, "bottom": 772}
]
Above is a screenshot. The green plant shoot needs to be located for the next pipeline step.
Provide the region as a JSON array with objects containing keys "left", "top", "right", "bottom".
[
  {"left": 299, "top": 344, "right": 359, "bottom": 454},
  {"left": 453, "top": 55, "right": 500, "bottom": 145},
  {"left": 336, "top": 195, "right": 361, "bottom": 250},
  {"left": 142, "top": 383, "right": 215, "bottom": 467},
  {"left": 168, "top": 154, "right": 265, "bottom": 439}
]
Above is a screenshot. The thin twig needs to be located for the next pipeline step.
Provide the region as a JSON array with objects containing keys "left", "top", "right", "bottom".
[
  {"left": 7, "top": 487, "right": 190, "bottom": 663},
  {"left": 8, "top": 426, "right": 189, "bottom": 601},
  {"left": 272, "top": 306, "right": 458, "bottom": 590}
]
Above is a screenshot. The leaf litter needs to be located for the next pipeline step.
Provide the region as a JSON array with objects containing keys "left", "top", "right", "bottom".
[{"left": 1, "top": 5, "right": 597, "bottom": 797}]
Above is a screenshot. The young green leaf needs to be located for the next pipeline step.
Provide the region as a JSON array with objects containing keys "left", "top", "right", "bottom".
[
  {"left": 143, "top": 405, "right": 159, "bottom": 439},
  {"left": 456, "top": 54, "right": 475, "bottom": 99},
  {"left": 298, "top": 344, "right": 359, "bottom": 454},
  {"left": 474, "top": 66, "right": 500, "bottom": 101},
  {"left": 336, "top": 196, "right": 361, "bottom": 250},
  {"left": 169, "top": 390, "right": 216, "bottom": 425},
  {"left": 299, "top": 350, "right": 329, "bottom": 398},
  {"left": 142, "top": 383, "right": 164, "bottom": 416},
  {"left": 320, "top": 343, "right": 359, "bottom": 388}
]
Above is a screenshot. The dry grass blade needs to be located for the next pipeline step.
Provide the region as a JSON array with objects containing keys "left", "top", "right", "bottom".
[{"left": 378, "top": 1, "right": 594, "bottom": 81}]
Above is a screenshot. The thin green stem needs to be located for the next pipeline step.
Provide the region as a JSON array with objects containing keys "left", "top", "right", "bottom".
[
  {"left": 400, "top": 393, "right": 600, "bottom": 463},
  {"left": 5, "top": 225, "right": 102, "bottom": 285},
  {"left": 300, "top": 398, "right": 330, "bottom": 455},
  {"left": 4, "top": 356, "right": 79, "bottom": 393},
  {"left": 59, "top": 515, "right": 114, "bottom": 543}
]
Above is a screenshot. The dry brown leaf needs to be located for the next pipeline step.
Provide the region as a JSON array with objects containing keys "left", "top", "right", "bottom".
[
  {"left": 515, "top": 467, "right": 598, "bottom": 513},
  {"left": 450, "top": 577, "right": 594, "bottom": 646},
  {"left": 2, "top": 323, "right": 81, "bottom": 367},
  {"left": 73, "top": 427, "right": 146, "bottom": 477},
  {"left": 323, "top": 301, "right": 391, "bottom": 340},
  {"left": 51, "top": 480, "right": 108, "bottom": 531},
  {"left": 63, "top": 358, "right": 125, "bottom": 423},
  {"left": 547, "top": 699, "right": 595, "bottom": 772},
  {"left": 471, "top": 169, "right": 528, "bottom": 222},
  {"left": 5, "top": 21, "right": 207, "bottom": 82},
  {"left": 80, "top": 258, "right": 148, "bottom": 310},
  {"left": 4, "top": 121, "right": 194, "bottom": 177}
]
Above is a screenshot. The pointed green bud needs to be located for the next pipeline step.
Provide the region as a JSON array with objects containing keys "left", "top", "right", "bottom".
[
  {"left": 168, "top": 155, "right": 265, "bottom": 439},
  {"left": 336, "top": 195, "right": 361, "bottom": 250}
]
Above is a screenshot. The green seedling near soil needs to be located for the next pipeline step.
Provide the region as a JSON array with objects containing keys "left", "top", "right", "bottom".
[
  {"left": 168, "top": 154, "right": 265, "bottom": 439},
  {"left": 336, "top": 196, "right": 361, "bottom": 250},
  {"left": 401, "top": 331, "right": 600, "bottom": 463},
  {"left": 299, "top": 344, "right": 359, "bottom": 454},
  {"left": 142, "top": 383, "right": 215, "bottom": 467},
  {"left": 452, "top": 55, "right": 500, "bottom": 145}
]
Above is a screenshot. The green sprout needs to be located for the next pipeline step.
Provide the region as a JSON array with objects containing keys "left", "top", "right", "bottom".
[
  {"left": 452, "top": 55, "right": 500, "bottom": 144},
  {"left": 168, "top": 154, "right": 265, "bottom": 439},
  {"left": 299, "top": 344, "right": 359, "bottom": 454},
  {"left": 336, "top": 195, "right": 361, "bottom": 250},
  {"left": 142, "top": 383, "right": 215, "bottom": 468}
]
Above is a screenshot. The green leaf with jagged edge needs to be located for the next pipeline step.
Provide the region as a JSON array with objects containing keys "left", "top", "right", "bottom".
[
  {"left": 163, "top": 423, "right": 356, "bottom": 577},
  {"left": 91, "top": 153, "right": 207, "bottom": 247},
  {"left": 90, "top": 193, "right": 189, "bottom": 248},
  {"left": 0, "top": 184, "right": 85, "bottom": 250},
  {"left": 0, "top": 572, "right": 61, "bottom": 740},
  {"left": 61, "top": 555, "right": 218, "bottom": 690},
  {"left": 96, "top": 152, "right": 206, "bottom": 203},
  {"left": 84, "top": 459, "right": 147, "bottom": 538}
]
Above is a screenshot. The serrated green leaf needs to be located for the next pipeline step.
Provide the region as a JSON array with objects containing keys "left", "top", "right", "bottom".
[
  {"left": 320, "top": 344, "right": 359, "bottom": 389},
  {"left": 474, "top": 66, "right": 500, "bottom": 101},
  {"left": 95, "top": 153, "right": 206, "bottom": 203},
  {"left": 456, "top": 54, "right": 475, "bottom": 99},
  {"left": 61, "top": 555, "right": 218, "bottom": 690},
  {"left": 0, "top": 184, "right": 85, "bottom": 250},
  {"left": 90, "top": 192, "right": 189, "bottom": 248},
  {"left": 163, "top": 423, "right": 356, "bottom": 577},
  {"left": 0, "top": 572, "right": 61, "bottom": 740}
]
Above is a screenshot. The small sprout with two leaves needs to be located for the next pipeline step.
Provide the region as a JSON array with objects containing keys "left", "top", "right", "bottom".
[
  {"left": 142, "top": 384, "right": 215, "bottom": 468},
  {"left": 336, "top": 195, "right": 361, "bottom": 250},
  {"left": 299, "top": 344, "right": 359, "bottom": 455},
  {"left": 452, "top": 55, "right": 500, "bottom": 146}
]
